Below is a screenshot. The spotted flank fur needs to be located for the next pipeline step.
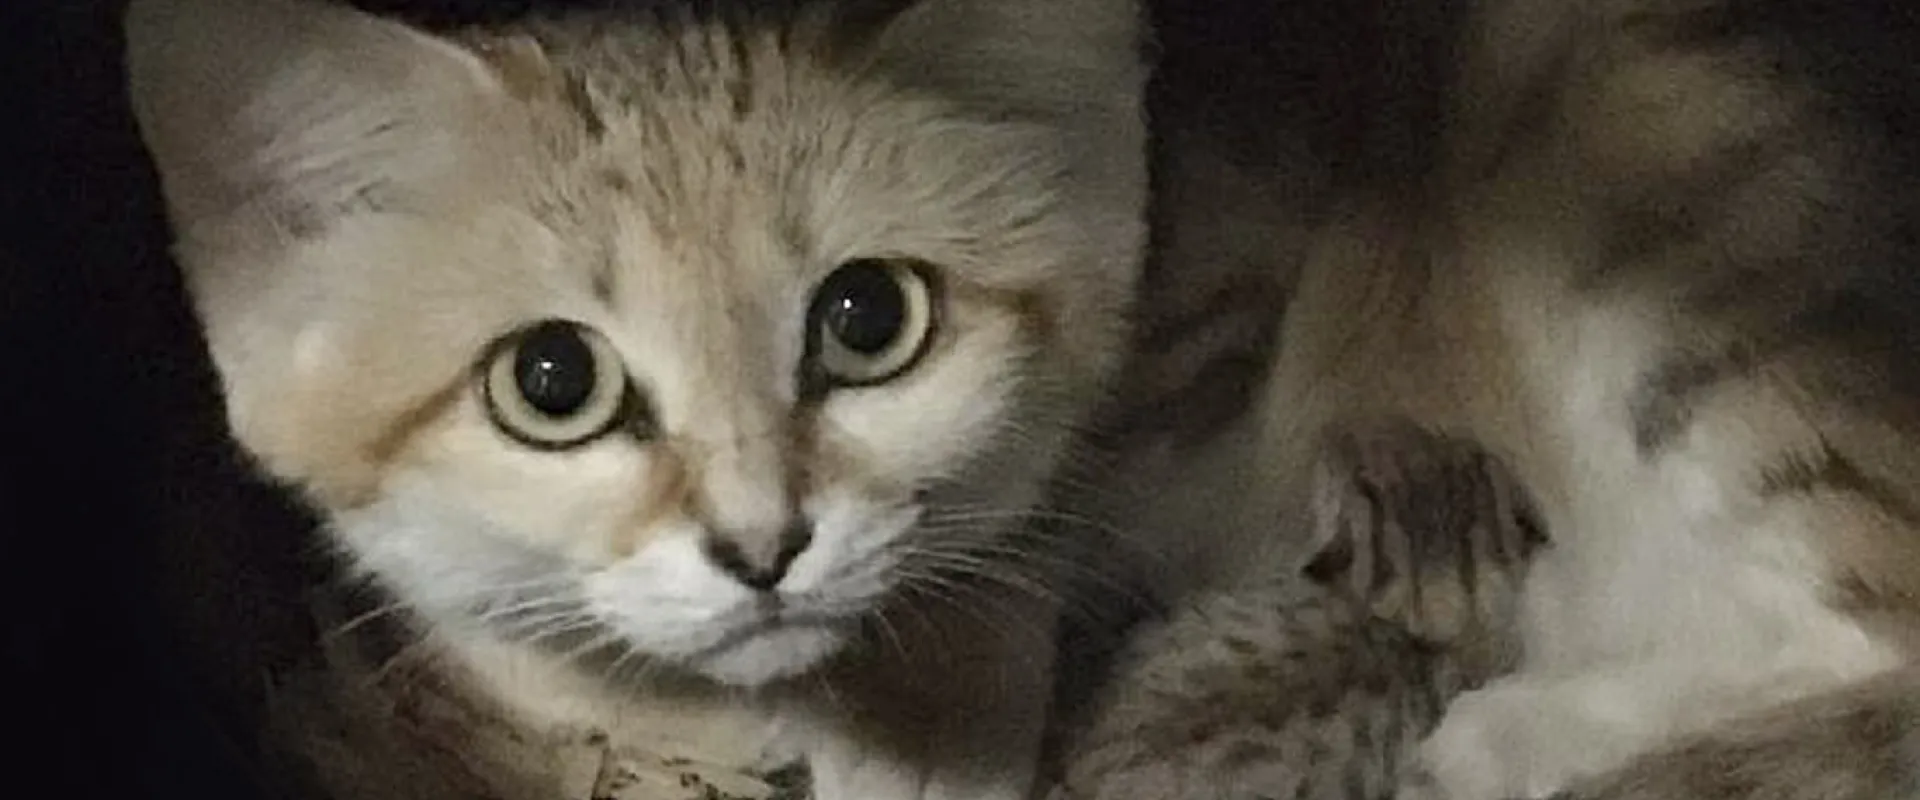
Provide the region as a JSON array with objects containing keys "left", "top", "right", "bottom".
[{"left": 1052, "top": 425, "right": 1547, "bottom": 800}]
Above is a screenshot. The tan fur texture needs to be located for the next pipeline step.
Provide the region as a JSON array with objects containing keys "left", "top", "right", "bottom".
[
  {"left": 1553, "top": 668, "right": 1920, "bottom": 800},
  {"left": 1132, "top": 1, "right": 1920, "bottom": 798},
  {"left": 125, "top": 0, "right": 1147, "bottom": 797},
  {"left": 265, "top": 585, "right": 813, "bottom": 800},
  {"left": 1056, "top": 425, "right": 1546, "bottom": 800}
]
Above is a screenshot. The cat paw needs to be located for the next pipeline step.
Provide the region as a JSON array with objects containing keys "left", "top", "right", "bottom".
[{"left": 1408, "top": 678, "right": 1636, "bottom": 800}]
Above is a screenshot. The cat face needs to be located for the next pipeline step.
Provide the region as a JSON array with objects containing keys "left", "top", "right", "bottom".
[{"left": 128, "top": 0, "right": 1146, "bottom": 686}]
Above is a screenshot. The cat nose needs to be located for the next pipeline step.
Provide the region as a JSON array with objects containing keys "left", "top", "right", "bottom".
[{"left": 702, "top": 519, "right": 813, "bottom": 592}]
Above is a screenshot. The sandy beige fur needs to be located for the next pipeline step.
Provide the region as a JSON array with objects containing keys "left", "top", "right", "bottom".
[
  {"left": 125, "top": 0, "right": 1147, "bottom": 797},
  {"left": 126, "top": 0, "right": 1920, "bottom": 797}
]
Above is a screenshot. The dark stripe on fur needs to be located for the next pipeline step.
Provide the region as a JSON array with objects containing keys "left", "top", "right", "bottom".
[
  {"left": 1133, "top": 276, "right": 1285, "bottom": 357},
  {"left": 1107, "top": 345, "right": 1277, "bottom": 452},
  {"left": 560, "top": 71, "right": 606, "bottom": 139},
  {"left": 1555, "top": 669, "right": 1920, "bottom": 800},
  {"left": 1589, "top": 137, "right": 1786, "bottom": 288},
  {"left": 1628, "top": 276, "right": 1920, "bottom": 459},
  {"left": 1454, "top": 41, "right": 1579, "bottom": 189},
  {"left": 1757, "top": 441, "right": 1920, "bottom": 526},
  {"left": 1627, "top": 345, "right": 1758, "bottom": 457}
]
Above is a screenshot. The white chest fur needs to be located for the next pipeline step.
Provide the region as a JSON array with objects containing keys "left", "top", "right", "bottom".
[{"left": 1409, "top": 299, "right": 1907, "bottom": 799}]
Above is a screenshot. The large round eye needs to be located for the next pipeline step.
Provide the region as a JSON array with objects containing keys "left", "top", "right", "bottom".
[
  {"left": 809, "top": 259, "right": 938, "bottom": 387},
  {"left": 481, "top": 319, "right": 630, "bottom": 448}
]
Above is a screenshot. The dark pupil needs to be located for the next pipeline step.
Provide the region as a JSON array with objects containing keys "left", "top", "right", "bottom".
[
  {"left": 514, "top": 323, "right": 597, "bottom": 417},
  {"left": 823, "top": 262, "right": 905, "bottom": 355}
]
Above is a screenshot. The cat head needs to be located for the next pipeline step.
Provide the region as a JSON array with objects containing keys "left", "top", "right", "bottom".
[{"left": 127, "top": 0, "right": 1147, "bottom": 686}]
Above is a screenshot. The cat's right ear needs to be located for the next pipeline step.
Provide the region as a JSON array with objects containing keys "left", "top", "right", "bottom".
[
  {"left": 867, "top": 0, "right": 1147, "bottom": 123},
  {"left": 126, "top": 0, "right": 535, "bottom": 502},
  {"left": 125, "top": 0, "right": 507, "bottom": 233}
]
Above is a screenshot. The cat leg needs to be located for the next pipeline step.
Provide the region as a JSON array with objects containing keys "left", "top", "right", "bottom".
[
  {"left": 1549, "top": 667, "right": 1920, "bottom": 800},
  {"left": 1404, "top": 648, "right": 1900, "bottom": 800}
]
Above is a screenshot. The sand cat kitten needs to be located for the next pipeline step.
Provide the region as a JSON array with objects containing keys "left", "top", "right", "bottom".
[
  {"left": 1055, "top": 425, "right": 1546, "bottom": 800},
  {"left": 124, "top": 0, "right": 1146, "bottom": 797},
  {"left": 1130, "top": 1, "right": 1920, "bottom": 797}
]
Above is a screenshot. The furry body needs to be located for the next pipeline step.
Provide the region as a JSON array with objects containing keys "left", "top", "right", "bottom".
[
  {"left": 1055, "top": 426, "right": 1545, "bottom": 800},
  {"left": 126, "top": 0, "right": 1920, "bottom": 797},
  {"left": 1114, "top": 1, "right": 1920, "bottom": 797}
]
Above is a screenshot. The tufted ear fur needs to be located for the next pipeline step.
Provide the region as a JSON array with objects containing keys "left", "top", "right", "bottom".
[
  {"left": 125, "top": 0, "right": 510, "bottom": 232},
  {"left": 869, "top": 0, "right": 1148, "bottom": 216},
  {"left": 125, "top": 0, "right": 526, "bottom": 500},
  {"left": 867, "top": 0, "right": 1150, "bottom": 304},
  {"left": 869, "top": 0, "right": 1146, "bottom": 123}
]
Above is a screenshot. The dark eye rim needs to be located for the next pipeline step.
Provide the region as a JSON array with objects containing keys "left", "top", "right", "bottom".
[
  {"left": 475, "top": 318, "right": 651, "bottom": 451},
  {"left": 803, "top": 257, "right": 944, "bottom": 393}
]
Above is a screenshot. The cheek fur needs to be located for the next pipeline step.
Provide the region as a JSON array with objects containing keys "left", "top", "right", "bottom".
[
  {"left": 330, "top": 480, "right": 583, "bottom": 634},
  {"left": 819, "top": 305, "right": 1028, "bottom": 482},
  {"left": 398, "top": 411, "right": 670, "bottom": 566},
  {"left": 789, "top": 488, "right": 918, "bottom": 603}
]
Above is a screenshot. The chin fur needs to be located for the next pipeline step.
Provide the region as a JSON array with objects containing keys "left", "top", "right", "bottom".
[{"left": 691, "top": 623, "right": 854, "bottom": 687}]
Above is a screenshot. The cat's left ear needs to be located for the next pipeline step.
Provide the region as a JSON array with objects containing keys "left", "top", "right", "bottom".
[{"left": 868, "top": 0, "right": 1148, "bottom": 123}]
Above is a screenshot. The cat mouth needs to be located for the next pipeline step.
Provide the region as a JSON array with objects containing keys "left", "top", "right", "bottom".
[
  {"left": 699, "top": 601, "right": 858, "bottom": 655},
  {"left": 681, "top": 603, "right": 858, "bottom": 685}
]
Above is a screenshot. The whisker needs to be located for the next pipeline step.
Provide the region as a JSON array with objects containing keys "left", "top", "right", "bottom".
[
  {"left": 905, "top": 535, "right": 1157, "bottom": 608},
  {"left": 812, "top": 671, "right": 849, "bottom": 719},
  {"left": 903, "top": 550, "right": 1060, "bottom": 604},
  {"left": 865, "top": 605, "right": 910, "bottom": 662},
  {"left": 925, "top": 575, "right": 1057, "bottom": 648},
  {"left": 549, "top": 626, "right": 622, "bottom": 668},
  {"left": 490, "top": 608, "right": 595, "bottom": 640},
  {"left": 361, "top": 631, "right": 441, "bottom": 688},
  {"left": 915, "top": 504, "right": 1166, "bottom": 564},
  {"left": 894, "top": 569, "right": 1037, "bottom": 646},
  {"left": 601, "top": 641, "right": 657, "bottom": 688},
  {"left": 901, "top": 549, "right": 1156, "bottom": 632},
  {"left": 474, "top": 594, "right": 586, "bottom": 625},
  {"left": 317, "top": 574, "right": 582, "bottom": 641},
  {"left": 319, "top": 600, "right": 412, "bottom": 643}
]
